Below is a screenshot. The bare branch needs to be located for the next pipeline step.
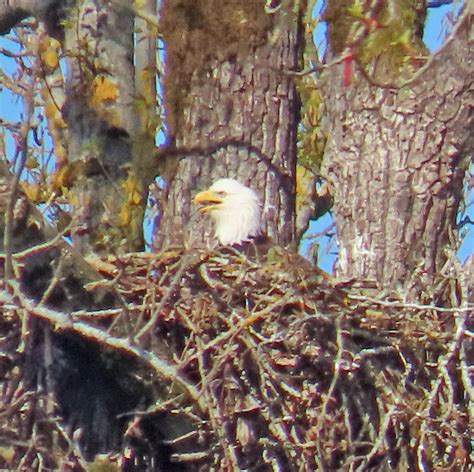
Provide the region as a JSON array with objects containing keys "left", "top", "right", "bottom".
[{"left": 0, "top": 287, "right": 205, "bottom": 410}]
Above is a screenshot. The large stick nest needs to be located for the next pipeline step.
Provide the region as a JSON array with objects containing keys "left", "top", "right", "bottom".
[{"left": 0, "top": 247, "right": 472, "bottom": 471}]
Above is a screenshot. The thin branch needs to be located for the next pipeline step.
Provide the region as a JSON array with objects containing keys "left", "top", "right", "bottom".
[
  {"left": 348, "top": 293, "right": 473, "bottom": 313},
  {"left": 357, "top": 2, "right": 471, "bottom": 90},
  {"left": 416, "top": 309, "right": 468, "bottom": 466},
  {"left": 0, "top": 288, "right": 206, "bottom": 411},
  {"left": 427, "top": 1, "right": 455, "bottom": 7},
  {"left": 290, "top": 1, "right": 470, "bottom": 90},
  {"left": 134, "top": 252, "right": 198, "bottom": 342},
  {"left": 314, "top": 317, "right": 345, "bottom": 470},
  {"left": 3, "top": 52, "right": 38, "bottom": 283}
]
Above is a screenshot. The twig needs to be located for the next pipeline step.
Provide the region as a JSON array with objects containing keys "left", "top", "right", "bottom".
[
  {"left": 134, "top": 252, "right": 197, "bottom": 342},
  {"left": 357, "top": 2, "right": 471, "bottom": 90},
  {"left": 0, "top": 288, "right": 206, "bottom": 412},
  {"left": 3, "top": 54, "right": 38, "bottom": 283},
  {"left": 314, "top": 317, "right": 345, "bottom": 470},
  {"left": 416, "top": 307, "right": 469, "bottom": 468},
  {"left": 428, "top": 1, "right": 456, "bottom": 7},
  {"left": 348, "top": 293, "right": 473, "bottom": 313}
]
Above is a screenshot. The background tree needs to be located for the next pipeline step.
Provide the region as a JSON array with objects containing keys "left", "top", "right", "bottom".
[{"left": 0, "top": 0, "right": 472, "bottom": 470}]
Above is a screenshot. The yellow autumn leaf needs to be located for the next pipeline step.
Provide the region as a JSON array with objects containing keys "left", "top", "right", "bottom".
[
  {"left": 21, "top": 182, "right": 42, "bottom": 202},
  {"left": 131, "top": 189, "right": 142, "bottom": 205},
  {"left": 122, "top": 172, "right": 143, "bottom": 205},
  {"left": 396, "top": 30, "right": 412, "bottom": 47},
  {"left": 50, "top": 165, "right": 68, "bottom": 192},
  {"left": 25, "top": 157, "right": 39, "bottom": 169},
  {"left": 42, "top": 48, "right": 59, "bottom": 68},
  {"left": 39, "top": 36, "right": 60, "bottom": 69},
  {"left": 0, "top": 446, "right": 15, "bottom": 463},
  {"left": 54, "top": 143, "right": 67, "bottom": 162},
  {"left": 44, "top": 99, "right": 60, "bottom": 120},
  {"left": 50, "top": 162, "right": 84, "bottom": 192},
  {"left": 91, "top": 76, "right": 119, "bottom": 104},
  {"left": 296, "top": 164, "right": 314, "bottom": 199},
  {"left": 119, "top": 204, "right": 132, "bottom": 227}
]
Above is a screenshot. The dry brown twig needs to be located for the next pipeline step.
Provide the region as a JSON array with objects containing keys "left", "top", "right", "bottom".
[{"left": 1, "top": 246, "right": 471, "bottom": 470}]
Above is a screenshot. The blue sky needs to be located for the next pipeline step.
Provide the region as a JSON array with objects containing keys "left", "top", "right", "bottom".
[
  {"left": 0, "top": 36, "right": 22, "bottom": 154},
  {"left": 0, "top": 1, "right": 471, "bottom": 271}
]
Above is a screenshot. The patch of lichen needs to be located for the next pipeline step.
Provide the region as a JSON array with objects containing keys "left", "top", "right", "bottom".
[
  {"left": 160, "top": 0, "right": 273, "bottom": 136},
  {"left": 324, "top": 0, "right": 427, "bottom": 78},
  {"left": 357, "top": 0, "right": 427, "bottom": 73},
  {"left": 296, "top": 78, "right": 325, "bottom": 173}
]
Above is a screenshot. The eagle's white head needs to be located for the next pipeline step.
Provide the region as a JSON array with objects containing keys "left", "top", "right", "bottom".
[{"left": 194, "top": 178, "right": 263, "bottom": 246}]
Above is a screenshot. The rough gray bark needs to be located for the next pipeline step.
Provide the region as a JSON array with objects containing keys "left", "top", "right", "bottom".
[
  {"left": 154, "top": 0, "right": 304, "bottom": 250},
  {"left": 320, "top": 9, "right": 473, "bottom": 299}
]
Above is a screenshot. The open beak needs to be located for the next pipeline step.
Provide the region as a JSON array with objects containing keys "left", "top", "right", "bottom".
[{"left": 193, "top": 190, "right": 223, "bottom": 213}]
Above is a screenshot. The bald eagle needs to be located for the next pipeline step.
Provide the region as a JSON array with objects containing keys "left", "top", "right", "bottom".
[
  {"left": 194, "top": 178, "right": 338, "bottom": 298},
  {"left": 193, "top": 178, "right": 268, "bottom": 248}
]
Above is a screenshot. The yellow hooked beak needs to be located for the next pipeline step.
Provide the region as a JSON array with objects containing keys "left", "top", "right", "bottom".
[{"left": 193, "top": 190, "right": 224, "bottom": 213}]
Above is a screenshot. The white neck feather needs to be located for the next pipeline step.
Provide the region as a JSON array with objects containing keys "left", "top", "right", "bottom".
[{"left": 212, "top": 193, "right": 262, "bottom": 246}]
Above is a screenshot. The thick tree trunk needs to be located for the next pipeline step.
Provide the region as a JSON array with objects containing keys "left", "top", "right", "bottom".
[
  {"left": 320, "top": 4, "right": 473, "bottom": 299},
  {"left": 154, "top": 0, "right": 304, "bottom": 249}
]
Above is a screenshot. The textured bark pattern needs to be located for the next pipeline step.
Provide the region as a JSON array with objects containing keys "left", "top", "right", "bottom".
[
  {"left": 321, "top": 17, "right": 473, "bottom": 297},
  {"left": 62, "top": 0, "right": 144, "bottom": 255},
  {"left": 154, "top": 1, "right": 303, "bottom": 249}
]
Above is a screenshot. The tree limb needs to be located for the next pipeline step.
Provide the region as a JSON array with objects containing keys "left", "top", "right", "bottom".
[
  {"left": 0, "top": 287, "right": 205, "bottom": 410},
  {"left": 0, "top": 0, "right": 54, "bottom": 34}
]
